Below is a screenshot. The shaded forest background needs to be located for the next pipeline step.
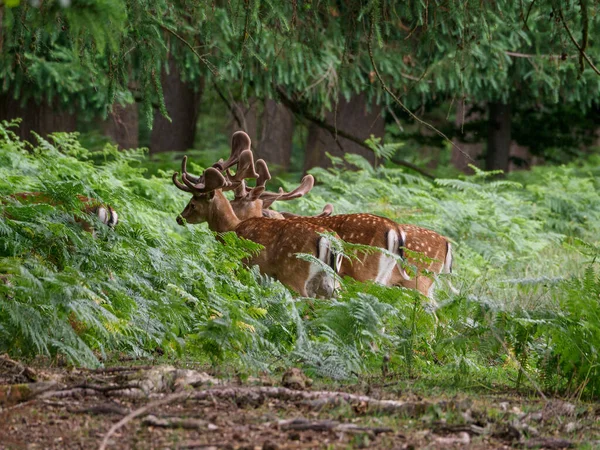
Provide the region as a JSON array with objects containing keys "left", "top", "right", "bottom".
[{"left": 1, "top": 0, "right": 599, "bottom": 176}]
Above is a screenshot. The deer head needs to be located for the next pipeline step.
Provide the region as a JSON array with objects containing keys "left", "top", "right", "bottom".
[
  {"left": 172, "top": 134, "right": 258, "bottom": 226},
  {"left": 172, "top": 141, "right": 341, "bottom": 299}
]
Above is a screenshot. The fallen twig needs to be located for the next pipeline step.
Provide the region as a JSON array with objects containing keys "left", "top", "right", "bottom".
[
  {"left": 0, "top": 381, "right": 61, "bottom": 407},
  {"left": 68, "top": 403, "right": 129, "bottom": 416},
  {"left": 98, "top": 391, "right": 192, "bottom": 450},
  {"left": 87, "top": 365, "right": 155, "bottom": 374},
  {"left": 40, "top": 388, "right": 98, "bottom": 399},
  {"left": 432, "top": 422, "right": 486, "bottom": 435},
  {"left": 68, "top": 383, "right": 143, "bottom": 394},
  {"left": 278, "top": 417, "right": 393, "bottom": 434},
  {"left": 523, "top": 437, "right": 574, "bottom": 449},
  {"left": 190, "top": 386, "right": 431, "bottom": 416},
  {"left": 142, "top": 414, "right": 218, "bottom": 431}
]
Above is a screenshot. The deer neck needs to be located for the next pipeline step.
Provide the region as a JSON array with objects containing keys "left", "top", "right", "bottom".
[
  {"left": 207, "top": 190, "right": 241, "bottom": 233},
  {"left": 231, "top": 198, "right": 264, "bottom": 221}
]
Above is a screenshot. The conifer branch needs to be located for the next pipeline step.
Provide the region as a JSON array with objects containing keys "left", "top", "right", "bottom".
[
  {"left": 155, "top": 22, "right": 219, "bottom": 78},
  {"left": 213, "top": 81, "right": 256, "bottom": 151},
  {"left": 555, "top": 6, "right": 600, "bottom": 77},
  {"left": 367, "top": 12, "right": 474, "bottom": 164}
]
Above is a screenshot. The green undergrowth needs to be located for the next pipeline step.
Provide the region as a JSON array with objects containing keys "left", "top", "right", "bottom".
[{"left": 1, "top": 120, "right": 600, "bottom": 399}]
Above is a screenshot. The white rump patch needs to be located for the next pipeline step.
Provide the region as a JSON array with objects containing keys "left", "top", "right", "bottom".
[
  {"left": 398, "top": 228, "right": 410, "bottom": 280},
  {"left": 375, "top": 230, "right": 398, "bottom": 285},
  {"left": 317, "top": 236, "right": 330, "bottom": 264},
  {"left": 97, "top": 207, "right": 108, "bottom": 224},
  {"left": 108, "top": 209, "right": 118, "bottom": 227},
  {"left": 443, "top": 242, "right": 453, "bottom": 274},
  {"left": 305, "top": 237, "right": 336, "bottom": 298},
  {"left": 335, "top": 253, "right": 343, "bottom": 272}
]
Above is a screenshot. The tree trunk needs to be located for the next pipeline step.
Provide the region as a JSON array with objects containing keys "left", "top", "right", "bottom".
[
  {"left": 257, "top": 99, "right": 294, "bottom": 171},
  {"left": 0, "top": 94, "right": 77, "bottom": 144},
  {"left": 486, "top": 102, "right": 511, "bottom": 172},
  {"left": 103, "top": 103, "right": 139, "bottom": 149},
  {"left": 230, "top": 98, "right": 259, "bottom": 147},
  {"left": 150, "top": 58, "right": 203, "bottom": 153},
  {"left": 303, "top": 93, "right": 383, "bottom": 171},
  {"left": 451, "top": 102, "right": 484, "bottom": 173}
]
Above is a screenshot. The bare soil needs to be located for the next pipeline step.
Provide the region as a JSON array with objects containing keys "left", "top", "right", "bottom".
[{"left": 0, "top": 357, "right": 597, "bottom": 449}]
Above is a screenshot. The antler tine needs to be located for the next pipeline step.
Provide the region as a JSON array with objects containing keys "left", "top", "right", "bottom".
[
  {"left": 260, "top": 175, "right": 315, "bottom": 208},
  {"left": 246, "top": 159, "right": 272, "bottom": 200},
  {"left": 233, "top": 179, "right": 249, "bottom": 199},
  {"left": 254, "top": 159, "right": 272, "bottom": 189},
  {"left": 182, "top": 168, "right": 230, "bottom": 194},
  {"left": 172, "top": 172, "right": 193, "bottom": 192},
  {"left": 279, "top": 203, "right": 334, "bottom": 219},
  {"left": 181, "top": 155, "right": 202, "bottom": 183},
  {"left": 317, "top": 203, "right": 334, "bottom": 217},
  {"left": 214, "top": 131, "right": 252, "bottom": 172},
  {"left": 225, "top": 149, "right": 259, "bottom": 185}
]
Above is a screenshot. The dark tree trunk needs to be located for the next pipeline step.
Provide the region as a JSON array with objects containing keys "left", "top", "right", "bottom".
[
  {"left": 486, "top": 102, "right": 511, "bottom": 172},
  {"left": 0, "top": 94, "right": 76, "bottom": 143},
  {"left": 303, "top": 93, "right": 384, "bottom": 171},
  {"left": 230, "top": 98, "right": 259, "bottom": 146},
  {"left": 103, "top": 103, "right": 139, "bottom": 149},
  {"left": 150, "top": 59, "right": 203, "bottom": 153},
  {"left": 451, "top": 102, "right": 484, "bottom": 173},
  {"left": 257, "top": 99, "right": 294, "bottom": 171}
]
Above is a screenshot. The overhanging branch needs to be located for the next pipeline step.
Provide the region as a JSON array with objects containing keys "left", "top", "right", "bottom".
[
  {"left": 277, "top": 88, "right": 435, "bottom": 179},
  {"left": 367, "top": 13, "right": 474, "bottom": 165},
  {"left": 555, "top": 7, "right": 600, "bottom": 77}
]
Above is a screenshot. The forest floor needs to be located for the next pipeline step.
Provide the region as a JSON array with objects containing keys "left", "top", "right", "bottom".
[{"left": 0, "top": 355, "right": 596, "bottom": 449}]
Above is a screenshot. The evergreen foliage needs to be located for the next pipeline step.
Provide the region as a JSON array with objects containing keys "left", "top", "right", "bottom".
[{"left": 2, "top": 1, "right": 599, "bottom": 124}]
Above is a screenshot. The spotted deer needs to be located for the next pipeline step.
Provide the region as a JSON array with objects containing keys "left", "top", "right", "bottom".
[
  {"left": 172, "top": 136, "right": 341, "bottom": 298},
  {"left": 226, "top": 136, "right": 409, "bottom": 289},
  {"left": 269, "top": 197, "right": 452, "bottom": 297},
  {"left": 3, "top": 192, "right": 118, "bottom": 233},
  {"left": 227, "top": 136, "right": 453, "bottom": 297}
]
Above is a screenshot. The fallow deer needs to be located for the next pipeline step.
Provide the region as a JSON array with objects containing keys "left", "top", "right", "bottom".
[
  {"left": 3, "top": 192, "right": 118, "bottom": 233},
  {"left": 227, "top": 142, "right": 410, "bottom": 289},
  {"left": 268, "top": 193, "right": 452, "bottom": 298},
  {"left": 172, "top": 138, "right": 341, "bottom": 298},
  {"left": 227, "top": 141, "right": 453, "bottom": 297}
]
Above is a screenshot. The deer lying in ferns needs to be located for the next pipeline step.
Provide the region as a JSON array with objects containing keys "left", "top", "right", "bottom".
[
  {"left": 229, "top": 137, "right": 453, "bottom": 297},
  {"left": 3, "top": 192, "right": 118, "bottom": 234},
  {"left": 172, "top": 133, "right": 341, "bottom": 298}
]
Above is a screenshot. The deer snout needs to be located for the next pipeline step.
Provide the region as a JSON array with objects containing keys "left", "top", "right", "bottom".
[{"left": 176, "top": 215, "right": 184, "bottom": 226}]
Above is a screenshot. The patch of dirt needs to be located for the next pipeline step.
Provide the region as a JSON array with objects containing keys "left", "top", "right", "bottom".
[{"left": 0, "top": 362, "right": 597, "bottom": 449}]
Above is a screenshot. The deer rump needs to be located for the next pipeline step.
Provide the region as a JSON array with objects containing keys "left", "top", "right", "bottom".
[
  {"left": 280, "top": 214, "right": 408, "bottom": 286},
  {"left": 3, "top": 192, "right": 118, "bottom": 233},
  {"left": 234, "top": 218, "right": 342, "bottom": 298}
]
